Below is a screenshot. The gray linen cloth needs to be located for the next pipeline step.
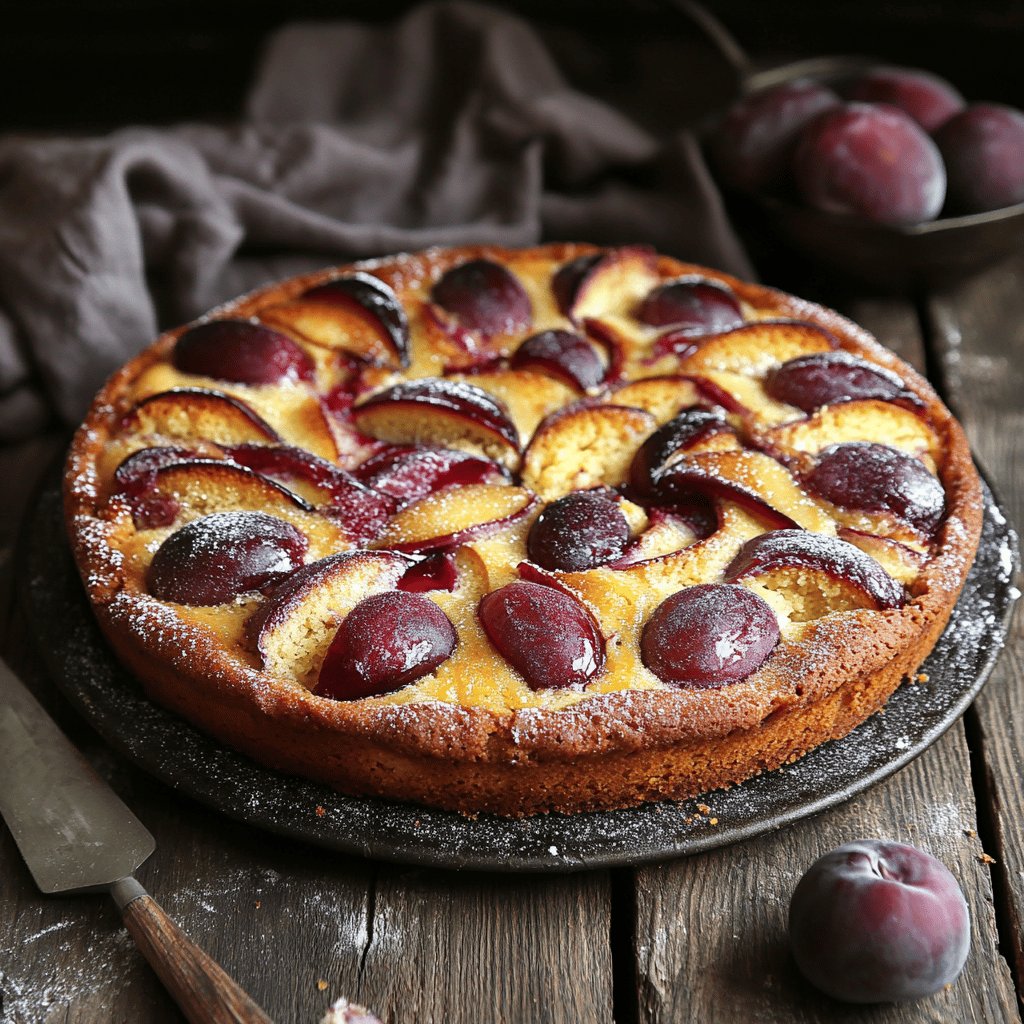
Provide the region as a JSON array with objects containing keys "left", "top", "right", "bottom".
[{"left": 0, "top": 0, "right": 749, "bottom": 439}]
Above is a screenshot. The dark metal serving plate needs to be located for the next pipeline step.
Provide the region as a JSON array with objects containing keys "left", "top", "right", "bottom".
[{"left": 23, "top": 467, "right": 1019, "bottom": 873}]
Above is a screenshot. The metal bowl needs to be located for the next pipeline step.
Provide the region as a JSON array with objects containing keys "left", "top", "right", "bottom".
[{"left": 677, "top": 2, "right": 1024, "bottom": 290}]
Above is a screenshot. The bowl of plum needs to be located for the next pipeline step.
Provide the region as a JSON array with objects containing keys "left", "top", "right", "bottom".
[{"left": 707, "top": 59, "right": 1024, "bottom": 290}]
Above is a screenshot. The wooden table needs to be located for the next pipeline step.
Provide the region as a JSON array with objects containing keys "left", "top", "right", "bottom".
[{"left": 1, "top": 251, "right": 1022, "bottom": 1024}]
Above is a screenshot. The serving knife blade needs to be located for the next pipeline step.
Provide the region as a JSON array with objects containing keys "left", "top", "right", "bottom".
[{"left": 0, "top": 656, "right": 273, "bottom": 1023}]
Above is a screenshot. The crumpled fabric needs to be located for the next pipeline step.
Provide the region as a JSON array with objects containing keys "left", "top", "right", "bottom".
[{"left": 0, "top": 0, "right": 749, "bottom": 439}]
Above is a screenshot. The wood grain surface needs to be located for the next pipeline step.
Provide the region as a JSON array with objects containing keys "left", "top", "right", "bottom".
[
  {"left": 1, "top": 267, "right": 1023, "bottom": 1024},
  {"left": 927, "top": 255, "right": 1024, "bottom": 1001}
]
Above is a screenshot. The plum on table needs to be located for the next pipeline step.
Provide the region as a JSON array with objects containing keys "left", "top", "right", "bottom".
[{"left": 789, "top": 839, "right": 970, "bottom": 1003}]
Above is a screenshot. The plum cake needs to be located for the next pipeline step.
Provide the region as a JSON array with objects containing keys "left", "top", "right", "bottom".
[{"left": 64, "top": 243, "right": 983, "bottom": 816}]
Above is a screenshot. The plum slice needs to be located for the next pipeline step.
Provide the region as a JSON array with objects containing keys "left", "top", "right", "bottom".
[
  {"left": 764, "top": 351, "right": 918, "bottom": 412},
  {"left": 246, "top": 550, "right": 411, "bottom": 683},
  {"left": 629, "top": 406, "right": 732, "bottom": 495},
  {"left": 637, "top": 278, "right": 744, "bottom": 337},
  {"left": 113, "top": 445, "right": 210, "bottom": 528},
  {"left": 299, "top": 272, "right": 410, "bottom": 366},
  {"left": 478, "top": 580, "right": 604, "bottom": 691},
  {"left": 397, "top": 550, "right": 459, "bottom": 593},
  {"left": 521, "top": 403, "right": 656, "bottom": 502},
  {"left": 653, "top": 450, "right": 835, "bottom": 533},
  {"left": 793, "top": 103, "right": 946, "bottom": 226},
  {"left": 224, "top": 443, "right": 397, "bottom": 543},
  {"left": 147, "top": 510, "right": 307, "bottom": 605},
  {"left": 259, "top": 272, "right": 409, "bottom": 368},
  {"left": 527, "top": 491, "right": 631, "bottom": 571},
  {"left": 125, "top": 388, "right": 282, "bottom": 446},
  {"left": 315, "top": 592, "right": 457, "bottom": 700},
  {"left": 372, "top": 483, "right": 537, "bottom": 553},
  {"left": 510, "top": 329, "right": 605, "bottom": 391},
  {"left": 352, "top": 378, "right": 521, "bottom": 468},
  {"left": 172, "top": 319, "right": 314, "bottom": 385},
  {"left": 789, "top": 840, "right": 970, "bottom": 1003},
  {"left": 355, "top": 446, "right": 509, "bottom": 504},
  {"left": 807, "top": 442, "right": 945, "bottom": 535},
  {"left": 641, "top": 583, "right": 779, "bottom": 687},
  {"left": 725, "top": 529, "right": 905, "bottom": 609},
  {"left": 431, "top": 259, "right": 532, "bottom": 337},
  {"left": 552, "top": 246, "right": 659, "bottom": 322}
]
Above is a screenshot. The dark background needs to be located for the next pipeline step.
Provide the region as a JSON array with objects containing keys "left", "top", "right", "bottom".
[{"left": 4, "top": 0, "right": 1022, "bottom": 132}]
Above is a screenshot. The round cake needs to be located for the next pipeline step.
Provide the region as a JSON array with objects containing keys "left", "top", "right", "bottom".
[{"left": 64, "top": 243, "right": 983, "bottom": 816}]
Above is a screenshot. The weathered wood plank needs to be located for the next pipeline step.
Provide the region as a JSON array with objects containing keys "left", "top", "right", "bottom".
[
  {"left": 629, "top": 296, "right": 1020, "bottom": 1023},
  {"left": 927, "top": 253, "right": 1024, "bottom": 996},
  {"left": 360, "top": 867, "right": 613, "bottom": 1024}
]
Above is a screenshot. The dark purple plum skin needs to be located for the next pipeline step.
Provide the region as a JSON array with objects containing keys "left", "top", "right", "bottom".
[
  {"left": 789, "top": 839, "right": 971, "bottom": 1003},
  {"left": 431, "top": 259, "right": 532, "bottom": 337},
  {"left": 844, "top": 66, "right": 965, "bottom": 133},
  {"left": 629, "top": 407, "right": 730, "bottom": 495},
  {"left": 302, "top": 271, "right": 410, "bottom": 366},
  {"left": 315, "top": 591, "right": 457, "bottom": 700},
  {"left": 527, "top": 491, "right": 631, "bottom": 571},
  {"left": 552, "top": 254, "right": 604, "bottom": 317},
  {"left": 764, "top": 351, "right": 914, "bottom": 412},
  {"left": 793, "top": 103, "right": 946, "bottom": 226},
  {"left": 355, "top": 446, "right": 507, "bottom": 504},
  {"left": 478, "top": 581, "right": 604, "bottom": 691},
  {"left": 640, "top": 583, "right": 779, "bottom": 687},
  {"left": 353, "top": 377, "right": 520, "bottom": 452},
  {"left": 147, "top": 511, "right": 307, "bottom": 605},
  {"left": 710, "top": 79, "right": 840, "bottom": 193},
  {"left": 935, "top": 103, "right": 1024, "bottom": 214},
  {"left": 637, "top": 278, "right": 745, "bottom": 336},
  {"left": 807, "top": 442, "right": 946, "bottom": 535},
  {"left": 511, "top": 330, "right": 606, "bottom": 390},
  {"left": 173, "top": 320, "right": 315, "bottom": 385},
  {"left": 724, "top": 529, "right": 905, "bottom": 609}
]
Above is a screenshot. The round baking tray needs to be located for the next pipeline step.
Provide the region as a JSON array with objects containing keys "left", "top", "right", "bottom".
[{"left": 23, "top": 466, "right": 1018, "bottom": 873}]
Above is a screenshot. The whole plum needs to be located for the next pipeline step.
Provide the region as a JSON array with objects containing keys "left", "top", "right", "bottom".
[
  {"left": 789, "top": 839, "right": 970, "bottom": 1003},
  {"left": 710, "top": 79, "right": 840, "bottom": 193},
  {"left": 935, "top": 103, "right": 1024, "bottom": 214},
  {"left": 793, "top": 103, "right": 946, "bottom": 225},
  {"left": 845, "top": 66, "right": 965, "bottom": 132}
]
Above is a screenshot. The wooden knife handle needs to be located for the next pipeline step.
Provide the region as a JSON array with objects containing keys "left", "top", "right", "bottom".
[{"left": 113, "top": 879, "right": 273, "bottom": 1024}]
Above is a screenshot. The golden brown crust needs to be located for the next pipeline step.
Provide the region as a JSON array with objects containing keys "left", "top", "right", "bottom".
[{"left": 64, "top": 243, "right": 983, "bottom": 816}]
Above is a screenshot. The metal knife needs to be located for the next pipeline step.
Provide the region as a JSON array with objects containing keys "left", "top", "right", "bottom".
[{"left": 0, "top": 656, "right": 273, "bottom": 1024}]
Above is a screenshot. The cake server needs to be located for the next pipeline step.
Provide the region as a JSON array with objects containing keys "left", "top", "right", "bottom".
[{"left": 0, "top": 655, "right": 273, "bottom": 1024}]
